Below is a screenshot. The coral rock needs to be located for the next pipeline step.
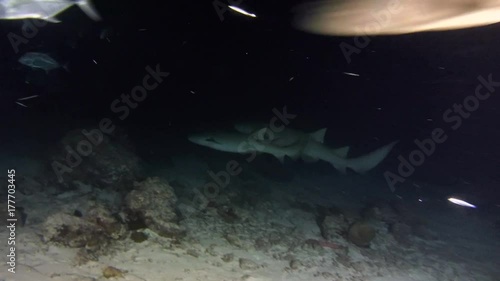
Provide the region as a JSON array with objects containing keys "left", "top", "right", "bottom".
[
  {"left": 347, "top": 221, "right": 376, "bottom": 247},
  {"left": 125, "top": 177, "right": 186, "bottom": 238}
]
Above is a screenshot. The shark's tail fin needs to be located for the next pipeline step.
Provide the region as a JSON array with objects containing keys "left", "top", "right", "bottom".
[
  {"left": 76, "top": 0, "right": 102, "bottom": 21},
  {"left": 342, "top": 141, "right": 398, "bottom": 174}
]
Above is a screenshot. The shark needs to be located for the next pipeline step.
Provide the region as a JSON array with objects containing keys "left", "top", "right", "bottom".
[
  {"left": 188, "top": 123, "right": 397, "bottom": 174},
  {"left": 293, "top": 0, "right": 500, "bottom": 36},
  {"left": 0, "top": 0, "right": 101, "bottom": 22}
]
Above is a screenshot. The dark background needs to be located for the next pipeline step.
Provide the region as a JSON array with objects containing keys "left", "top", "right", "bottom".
[{"left": 0, "top": 0, "right": 499, "bottom": 203}]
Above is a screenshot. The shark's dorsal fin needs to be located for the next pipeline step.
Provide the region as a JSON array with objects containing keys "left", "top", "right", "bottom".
[{"left": 309, "top": 128, "right": 327, "bottom": 143}]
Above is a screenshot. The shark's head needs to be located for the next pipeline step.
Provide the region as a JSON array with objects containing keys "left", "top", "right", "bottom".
[{"left": 188, "top": 132, "right": 253, "bottom": 153}]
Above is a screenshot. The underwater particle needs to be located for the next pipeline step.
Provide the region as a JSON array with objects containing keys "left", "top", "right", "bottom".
[
  {"left": 102, "top": 266, "right": 126, "bottom": 279},
  {"left": 347, "top": 221, "right": 376, "bottom": 247},
  {"left": 130, "top": 231, "right": 148, "bottom": 243},
  {"left": 17, "top": 95, "right": 39, "bottom": 101},
  {"left": 343, "top": 72, "right": 360, "bottom": 77},
  {"left": 15, "top": 101, "right": 28, "bottom": 108}
]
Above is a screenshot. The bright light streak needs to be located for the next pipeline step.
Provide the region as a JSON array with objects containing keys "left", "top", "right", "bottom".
[
  {"left": 15, "top": 101, "right": 28, "bottom": 107},
  {"left": 343, "top": 72, "right": 360, "bottom": 77},
  {"left": 228, "top": 6, "right": 257, "bottom": 18},
  {"left": 448, "top": 197, "right": 477, "bottom": 208},
  {"left": 17, "top": 95, "right": 39, "bottom": 101}
]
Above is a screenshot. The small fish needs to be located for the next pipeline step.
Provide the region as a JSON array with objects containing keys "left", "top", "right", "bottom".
[
  {"left": 18, "top": 52, "right": 66, "bottom": 73},
  {"left": 448, "top": 197, "right": 477, "bottom": 208},
  {"left": 0, "top": 0, "right": 101, "bottom": 22}
]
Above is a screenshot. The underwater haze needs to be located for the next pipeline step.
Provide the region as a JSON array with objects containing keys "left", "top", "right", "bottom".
[{"left": 0, "top": 0, "right": 499, "bottom": 280}]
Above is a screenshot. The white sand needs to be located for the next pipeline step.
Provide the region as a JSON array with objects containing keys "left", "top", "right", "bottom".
[{"left": 1, "top": 154, "right": 499, "bottom": 281}]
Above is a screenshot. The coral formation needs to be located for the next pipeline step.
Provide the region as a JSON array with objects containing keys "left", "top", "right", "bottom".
[
  {"left": 42, "top": 202, "right": 126, "bottom": 248},
  {"left": 125, "top": 177, "right": 186, "bottom": 238},
  {"left": 319, "top": 214, "right": 348, "bottom": 241},
  {"left": 347, "top": 221, "right": 376, "bottom": 247},
  {"left": 102, "top": 266, "right": 126, "bottom": 278},
  {"left": 49, "top": 128, "right": 143, "bottom": 190}
]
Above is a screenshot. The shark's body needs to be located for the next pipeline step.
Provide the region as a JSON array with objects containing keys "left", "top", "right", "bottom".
[
  {"left": 0, "top": 0, "right": 101, "bottom": 22},
  {"left": 293, "top": 0, "right": 500, "bottom": 36},
  {"left": 188, "top": 124, "right": 397, "bottom": 174}
]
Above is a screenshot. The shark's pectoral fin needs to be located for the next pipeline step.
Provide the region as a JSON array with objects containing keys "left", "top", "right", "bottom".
[
  {"left": 334, "top": 165, "right": 347, "bottom": 174},
  {"left": 301, "top": 154, "right": 318, "bottom": 163},
  {"left": 330, "top": 160, "right": 347, "bottom": 174},
  {"left": 332, "top": 146, "right": 349, "bottom": 158},
  {"left": 302, "top": 145, "right": 349, "bottom": 163},
  {"left": 275, "top": 152, "right": 300, "bottom": 163}
]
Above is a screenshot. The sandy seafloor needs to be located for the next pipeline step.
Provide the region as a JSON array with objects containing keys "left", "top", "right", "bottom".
[{"left": 0, "top": 142, "right": 499, "bottom": 281}]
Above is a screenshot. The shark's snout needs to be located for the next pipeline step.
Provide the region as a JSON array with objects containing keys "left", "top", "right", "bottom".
[{"left": 188, "top": 134, "right": 221, "bottom": 146}]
